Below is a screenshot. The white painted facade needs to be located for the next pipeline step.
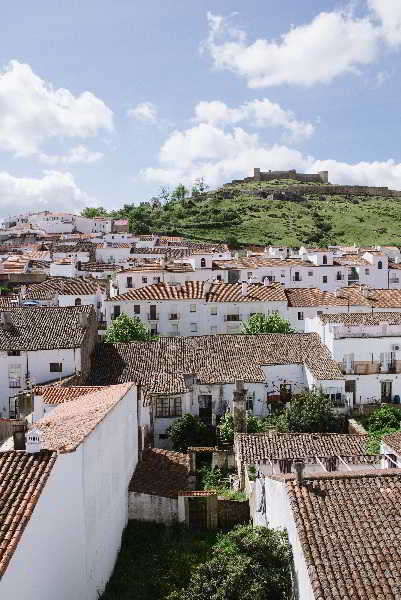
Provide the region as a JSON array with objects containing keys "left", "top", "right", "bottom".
[
  {"left": 0, "top": 385, "right": 138, "bottom": 600},
  {"left": 95, "top": 243, "right": 131, "bottom": 264},
  {"left": 0, "top": 347, "right": 83, "bottom": 417}
]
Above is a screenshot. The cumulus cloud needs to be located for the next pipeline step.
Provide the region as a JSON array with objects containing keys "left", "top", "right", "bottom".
[
  {"left": 0, "top": 60, "right": 113, "bottom": 158},
  {"left": 369, "top": 0, "right": 401, "bottom": 46},
  {"left": 202, "top": 10, "right": 380, "bottom": 87},
  {"left": 39, "top": 145, "right": 104, "bottom": 165},
  {"left": 194, "top": 99, "right": 314, "bottom": 141},
  {"left": 141, "top": 120, "right": 401, "bottom": 190},
  {"left": 127, "top": 102, "right": 158, "bottom": 123},
  {"left": 0, "top": 170, "right": 89, "bottom": 218}
]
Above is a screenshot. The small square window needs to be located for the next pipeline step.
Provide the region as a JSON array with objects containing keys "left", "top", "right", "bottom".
[
  {"left": 365, "top": 268, "right": 370, "bottom": 275},
  {"left": 210, "top": 326, "right": 217, "bottom": 333},
  {"left": 308, "top": 271, "right": 313, "bottom": 276},
  {"left": 216, "top": 275, "right": 222, "bottom": 281},
  {"left": 323, "top": 275, "right": 328, "bottom": 283},
  {"left": 210, "top": 306, "right": 217, "bottom": 315},
  {"left": 50, "top": 362, "right": 62, "bottom": 373},
  {"left": 190, "top": 304, "right": 196, "bottom": 312},
  {"left": 298, "top": 312, "right": 304, "bottom": 321},
  {"left": 7, "top": 351, "right": 20, "bottom": 357},
  {"left": 142, "top": 277, "right": 147, "bottom": 284},
  {"left": 134, "top": 305, "right": 140, "bottom": 314},
  {"left": 247, "top": 272, "right": 252, "bottom": 279},
  {"left": 190, "top": 323, "right": 198, "bottom": 333}
]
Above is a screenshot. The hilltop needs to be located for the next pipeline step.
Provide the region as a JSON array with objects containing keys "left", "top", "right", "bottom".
[{"left": 89, "top": 175, "right": 401, "bottom": 247}]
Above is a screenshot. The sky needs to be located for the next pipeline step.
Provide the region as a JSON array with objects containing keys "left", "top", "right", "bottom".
[{"left": 1, "top": 0, "right": 401, "bottom": 217}]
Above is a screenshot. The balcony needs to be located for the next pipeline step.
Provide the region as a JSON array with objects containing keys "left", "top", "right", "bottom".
[
  {"left": 9, "top": 379, "right": 21, "bottom": 389},
  {"left": 224, "top": 314, "right": 241, "bottom": 322},
  {"left": 292, "top": 277, "right": 302, "bottom": 282},
  {"left": 147, "top": 313, "right": 160, "bottom": 321}
]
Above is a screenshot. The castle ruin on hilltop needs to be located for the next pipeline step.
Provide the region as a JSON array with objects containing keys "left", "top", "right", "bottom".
[{"left": 227, "top": 167, "right": 329, "bottom": 185}]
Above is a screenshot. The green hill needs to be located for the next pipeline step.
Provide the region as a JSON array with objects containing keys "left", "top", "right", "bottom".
[{"left": 95, "top": 178, "right": 401, "bottom": 247}]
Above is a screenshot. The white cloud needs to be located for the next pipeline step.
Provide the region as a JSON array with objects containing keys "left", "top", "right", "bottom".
[
  {"left": 0, "top": 60, "right": 113, "bottom": 158},
  {"left": 369, "top": 0, "right": 401, "bottom": 46},
  {"left": 141, "top": 120, "right": 401, "bottom": 190},
  {"left": 202, "top": 10, "right": 381, "bottom": 87},
  {"left": 39, "top": 145, "right": 104, "bottom": 165},
  {"left": 0, "top": 170, "right": 89, "bottom": 218},
  {"left": 194, "top": 99, "right": 314, "bottom": 140},
  {"left": 127, "top": 102, "right": 158, "bottom": 123}
]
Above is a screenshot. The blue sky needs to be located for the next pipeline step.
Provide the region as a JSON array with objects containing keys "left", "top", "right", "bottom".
[{"left": 1, "top": 0, "right": 401, "bottom": 216}]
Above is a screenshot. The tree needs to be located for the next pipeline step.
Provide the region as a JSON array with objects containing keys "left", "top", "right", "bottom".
[
  {"left": 104, "top": 314, "right": 157, "bottom": 343},
  {"left": 167, "top": 414, "right": 216, "bottom": 453},
  {"left": 80, "top": 206, "right": 109, "bottom": 218},
  {"left": 168, "top": 525, "right": 292, "bottom": 600},
  {"left": 171, "top": 184, "right": 189, "bottom": 203},
  {"left": 284, "top": 390, "right": 344, "bottom": 433},
  {"left": 218, "top": 412, "right": 268, "bottom": 445},
  {"left": 241, "top": 313, "right": 295, "bottom": 334},
  {"left": 367, "top": 405, "right": 401, "bottom": 432}
]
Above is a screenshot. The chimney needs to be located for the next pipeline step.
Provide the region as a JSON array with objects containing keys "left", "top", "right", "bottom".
[
  {"left": 234, "top": 251, "right": 239, "bottom": 260},
  {"left": 293, "top": 460, "right": 304, "bottom": 485},
  {"left": 204, "top": 282, "right": 211, "bottom": 295},
  {"left": 25, "top": 428, "right": 42, "bottom": 454},
  {"left": 13, "top": 422, "right": 27, "bottom": 450},
  {"left": 263, "top": 277, "right": 269, "bottom": 287},
  {"left": 20, "top": 285, "right": 27, "bottom": 298},
  {"left": 233, "top": 380, "right": 247, "bottom": 434},
  {"left": 241, "top": 281, "right": 248, "bottom": 296},
  {"left": 79, "top": 312, "right": 89, "bottom": 329}
]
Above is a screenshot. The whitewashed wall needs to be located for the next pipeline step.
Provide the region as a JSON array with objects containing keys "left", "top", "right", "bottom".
[
  {"left": 0, "top": 385, "right": 138, "bottom": 600},
  {"left": 128, "top": 492, "right": 178, "bottom": 524}
]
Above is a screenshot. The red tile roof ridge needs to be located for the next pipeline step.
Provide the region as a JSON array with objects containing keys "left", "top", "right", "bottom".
[{"left": 270, "top": 467, "right": 401, "bottom": 482}]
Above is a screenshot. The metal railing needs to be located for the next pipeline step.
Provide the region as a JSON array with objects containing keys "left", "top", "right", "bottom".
[{"left": 147, "top": 313, "right": 160, "bottom": 321}]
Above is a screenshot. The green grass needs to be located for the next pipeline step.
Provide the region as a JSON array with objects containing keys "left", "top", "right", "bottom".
[
  {"left": 121, "top": 179, "right": 401, "bottom": 246},
  {"left": 100, "top": 521, "right": 217, "bottom": 600}
]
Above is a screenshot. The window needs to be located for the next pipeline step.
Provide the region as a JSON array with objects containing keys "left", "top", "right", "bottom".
[
  {"left": 323, "top": 275, "right": 328, "bottom": 283},
  {"left": 190, "top": 323, "right": 198, "bottom": 333},
  {"left": 322, "top": 255, "right": 328, "bottom": 265},
  {"left": 74, "top": 298, "right": 82, "bottom": 306},
  {"left": 336, "top": 272, "right": 342, "bottom": 281},
  {"left": 153, "top": 277, "right": 160, "bottom": 284},
  {"left": 294, "top": 272, "right": 300, "bottom": 281},
  {"left": 280, "top": 384, "right": 292, "bottom": 402},
  {"left": 200, "top": 258, "right": 206, "bottom": 268},
  {"left": 190, "top": 304, "right": 196, "bottom": 312},
  {"left": 50, "top": 362, "right": 63, "bottom": 373},
  {"left": 134, "top": 305, "right": 140, "bottom": 314},
  {"left": 210, "top": 325, "right": 217, "bottom": 333},
  {"left": 8, "top": 364, "right": 21, "bottom": 388},
  {"left": 247, "top": 272, "right": 252, "bottom": 279},
  {"left": 97, "top": 301, "right": 101, "bottom": 309},
  {"left": 246, "top": 392, "right": 255, "bottom": 412},
  {"left": 216, "top": 275, "right": 222, "bottom": 281},
  {"left": 378, "top": 261, "right": 383, "bottom": 270},
  {"left": 365, "top": 268, "right": 370, "bottom": 275},
  {"left": 298, "top": 312, "right": 304, "bottom": 321},
  {"left": 142, "top": 277, "right": 148, "bottom": 284},
  {"left": 210, "top": 306, "right": 217, "bottom": 315},
  {"left": 308, "top": 271, "right": 313, "bottom": 277},
  {"left": 7, "top": 351, "right": 20, "bottom": 356},
  {"left": 155, "top": 396, "right": 182, "bottom": 417},
  {"left": 226, "top": 314, "right": 240, "bottom": 321},
  {"left": 127, "top": 277, "right": 133, "bottom": 288},
  {"left": 113, "top": 305, "right": 121, "bottom": 319}
]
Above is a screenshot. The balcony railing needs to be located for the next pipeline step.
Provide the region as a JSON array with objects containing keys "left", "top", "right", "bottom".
[
  {"left": 224, "top": 314, "right": 241, "bottom": 322},
  {"left": 9, "top": 379, "right": 21, "bottom": 388},
  {"left": 168, "top": 313, "right": 180, "bottom": 320},
  {"left": 292, "top": 277, "right": 302, "bottom": 282},
  {"left": 147, "top": 313, "right": 160, "bottom": 321}
]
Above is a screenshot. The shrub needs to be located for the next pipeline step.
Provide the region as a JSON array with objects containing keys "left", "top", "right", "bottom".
[
  {"left": 218, "top": 413, "right": 268, "bottom": 445},
  {"left": 241, "top": 313, "right": 295, "bottom": 334},
  {"left": 367, "top": 405, "right": 401, "bottom": 432},
  {"left": 167, "top": 414, "right": 216, "bottom": 453},
  {"left": 104, "top": 313, "right": 157, "bottom": 343},
  {"left": 285, "top": 390, "right": 345, "bottom": 433}
]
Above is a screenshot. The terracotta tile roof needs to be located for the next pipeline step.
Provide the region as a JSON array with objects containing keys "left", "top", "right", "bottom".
[
  {"left": 369, "top": 290, "right": 401, "bottom": 308},
  {"left": 25, "top": 277, "right": 105, "bottom": 300},
  {"left": 0, "top": 305, "right": 95, "bottom": 351},
  {"left": 96, "top": 243, "right": 131, "bottom": 249},
  {"left": 286, "top": 470, "right": 401, "bottom": 600},
  {"left": 87, "top": 333, "right": 343, "bottom": 393},
  {"left": 0, "top": 450, "right": 57, "bottom": 576},
  {"left": 235, "top": 432, "right": 368, "bottom": 465},
  {"left": 382, "top": 431, "right": 401, "bottom": 454},
  {"left": 120, "top": 262, "right": 194, "bottom": 273},
  {"left": 333, "top": 254, "right": 370, "bottom": 266},
  {"left": 128, "top": 247, "right": 190, "bottom": 258},
  {"left": 0, "top": 295, "right": 19, "bottom": 308},
  {"left": 110, "top": 281, "right": 287, "bottom": 303},
  {"left": 80, "top": 262, "right": 121, "bottom": 272},
  {"left": 285, "top": 288, "right": 369, "bottom": 307},
  {"left": 390, "top": 263, "right": 401, "bottom": 271},
  {"left": 213, "top": 256, "right": 311, "bottom": 270},
  {"left": 37, "top": 383, "right": 134, "bottom": 452},
  {"left": 33, "top": 385, "right": 104, "bottom": 405},
  {"left": 177, "top": 490, "right": 216, "bottom": 496},
  {"left": 129, "top": 448, "right": 190, "bottom": 498},
  {"left": 319, "top": 311, "right": 401, "bottom": 325}
]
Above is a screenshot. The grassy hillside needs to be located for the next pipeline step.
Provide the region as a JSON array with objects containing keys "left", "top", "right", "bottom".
[{"left": 112, "top": 179, "right": 401, "bottom": 247}]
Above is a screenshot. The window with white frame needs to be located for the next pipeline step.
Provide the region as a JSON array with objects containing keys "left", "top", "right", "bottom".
[
  {"left": 210, "top": 325, "right": 217, "bottom": 333},
  {"left": 210, "top": 306, "right": 217, "bottom": 315},
  {"left": 8, "top": 364, "right": 21, "bottom": 388},
  {"left": 190, "top": 323, "right": 198, "bottom": 333},
  {"left": 50, "top": 362, "right": 63, "bottom": 373},
  {"left": 297, "top": 312, "right": 304, "bottom": 320},
  {"left": 190, "top": 304, "right": 196, "bottom": 312}
]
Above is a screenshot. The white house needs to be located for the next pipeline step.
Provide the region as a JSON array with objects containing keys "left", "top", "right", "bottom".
[
  {"left": 32, "top": 385, "right": 103, "bottom": 422},
  {"left": 95, "top": 242, "right": 132, "bottom": 264},
  {"left": 105, "top": 281, "right": 288, "bottom": 336},
  {"left": 306, "top": 312, "right": 401, "bottom": 405},
  {"left": 88, "top": 333, "right": 344, "bottom": 448},
  {"left": 0, "top": 382, "right": 138, "bottom": 600},
  {"left": 0, "top": 305, "right": 97, "bottom": 417}
]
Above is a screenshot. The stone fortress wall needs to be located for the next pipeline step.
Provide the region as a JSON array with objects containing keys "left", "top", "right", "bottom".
[{"left": 224, "top": 168, "right": 401, "bottom": 198}]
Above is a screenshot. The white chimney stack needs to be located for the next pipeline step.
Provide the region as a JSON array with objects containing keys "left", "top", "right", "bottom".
[
  {"left": 25, "top": 428, "right": 42, "bottom": 454},
  {"left": 241, "top": 281, "right": 248, "bottom": 296}
]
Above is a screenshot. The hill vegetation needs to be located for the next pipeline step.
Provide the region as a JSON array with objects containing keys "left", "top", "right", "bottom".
[{"left": 82, "top": 177, "right": 401, "bottom": 247}]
